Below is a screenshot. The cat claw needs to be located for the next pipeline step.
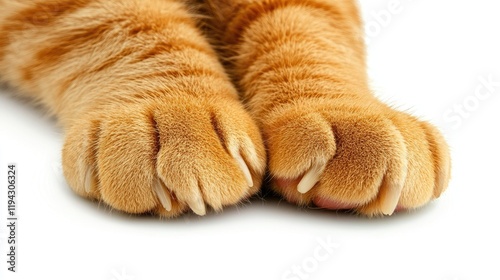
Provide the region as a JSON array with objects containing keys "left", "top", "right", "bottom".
[
  {"left": 297, "top": 162, "right": 325, "bottom": 194},
  {"left": 233, "top": 152, "right": 253, "bottom": 187},
  {"left": 186, "top": 188, "right": 206, "bottom": 216},
  {"left": 153, "top": 178, "right": 172, "bottom": 212},
  {"left": 84, "top": 167, "right": 95, "bottom": 193},
  {"left": 380, "top": 181, "right": 403, "bottom": 216}
]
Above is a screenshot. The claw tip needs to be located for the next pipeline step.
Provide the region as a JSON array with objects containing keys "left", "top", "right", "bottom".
[
  {"left": 234, "top": 152, "right": 254, "bottom": 188},
  {"left": 187, "top": 195, "right": 207, "bottom": 216},
  {"left": 380, "top": 183, "right": 402, "bottom": 216},
  {"left": 153, "top": 179, "right": 172, "bottom": 212},
  {"left": 297, "top": 163, "right": 324, "bottom": 194}
]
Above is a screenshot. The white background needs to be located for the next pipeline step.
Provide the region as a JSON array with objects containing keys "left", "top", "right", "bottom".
[{"left": 1, "top": 0, "right": 499, "bottom": 279}]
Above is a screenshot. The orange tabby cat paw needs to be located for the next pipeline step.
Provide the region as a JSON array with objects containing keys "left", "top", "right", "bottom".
[
  {"left": 265, "top": 99, "right": 451, "bottom": 216},
  {"left": 62, "top": 97, "right": 265, "bottom": 217}
]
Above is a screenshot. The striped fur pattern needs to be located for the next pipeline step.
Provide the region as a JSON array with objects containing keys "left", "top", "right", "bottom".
[{"left": 0, "top": 0, "right": 450, "bottom": 217}]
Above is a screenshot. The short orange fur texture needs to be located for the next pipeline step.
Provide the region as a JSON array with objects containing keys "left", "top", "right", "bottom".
[{"left": 0, "top": 0, "right": 450, "bottom": 217}]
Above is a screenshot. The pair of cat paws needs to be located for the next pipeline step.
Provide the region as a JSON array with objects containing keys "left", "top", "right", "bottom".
[{"left": 62, "top": 96, "right": 450, "bottom": 217}]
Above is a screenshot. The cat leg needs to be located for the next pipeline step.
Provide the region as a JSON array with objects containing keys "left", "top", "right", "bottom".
[
  {"left": 203, "top": 0, "right": 450, "bottom": 216},
  {"left": 0, "top": 0, "right": 265, "bottom": 217}
]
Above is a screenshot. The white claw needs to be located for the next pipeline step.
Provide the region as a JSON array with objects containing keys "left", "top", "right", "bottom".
[
  {"left": 234, "top": 152, "right": 253, "bottom": 187},
  {"left": 84, "top": 168, "right": 94, "bottom": 193},
  {"left": 153, "top": 179, "right": 172, "bottom": 212},
  {"left": 380, "top": 182, "right": 403, "bottom": 216},
  {"left": 186, "top": 189, "right": 206, "bottom": 216},
  {"left": 297, "top": 162, "right": 325, "bottom": 194}
]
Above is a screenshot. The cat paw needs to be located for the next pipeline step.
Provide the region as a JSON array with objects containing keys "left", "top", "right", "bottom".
[
  {"left": 265, "top": 99, "right": 450, "bottom": 216},
  {"left": 62, "top": 97, "right": 266, "bottom": 217}
]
